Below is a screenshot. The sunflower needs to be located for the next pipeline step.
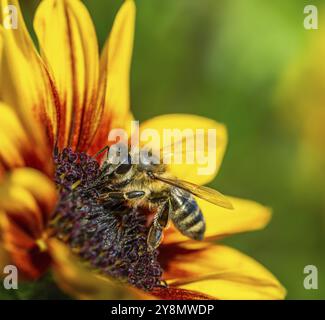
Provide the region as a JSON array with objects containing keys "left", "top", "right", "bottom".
[{"left": 0, "top": 0, "right": 285, "bottom": 300}]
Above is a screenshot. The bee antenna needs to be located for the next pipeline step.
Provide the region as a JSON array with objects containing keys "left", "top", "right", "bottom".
[{"left": 94, "top": 145, "right": 110, "bottom": 159}]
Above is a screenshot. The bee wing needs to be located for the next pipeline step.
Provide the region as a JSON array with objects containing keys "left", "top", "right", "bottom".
[
  {"left": 158, "top": 134, "right": 195, "bottom": 155},
  {"left": 141, "top": 122, "right": 217, "bottom": 161},
  {"left": 153, "top": 175, "right": 233, "bottom": 210},
  {"left": 139, "top": 115, "right": 227, "bottom": 186}
]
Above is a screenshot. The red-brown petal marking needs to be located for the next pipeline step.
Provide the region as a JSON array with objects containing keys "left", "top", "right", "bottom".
[
  {"left": 89, "top": 0, "right": 135, "bottom": 155},
  {"left": 0, "top": 1, "right": 58, "bottom": 162},
  {"left": 159, "top": 243, "right": 206, "bottom": 279},
  {"left": 0, "top": 215, "right": 51, "bottom": 279},
  {"left": 0, "top": 168, "right": 57, "bottom": 278},
  {"left": 151, "top": 287, "right": 215, "bottom": 300},
  {"left": 159, "top": 242, "right": 286, "bottom": 300},
  {"left": 0, "top": 168, "right": 58, "bottom": 235},
  {"left": 34, "top": 0, "right": 99, "bottom": 151}
]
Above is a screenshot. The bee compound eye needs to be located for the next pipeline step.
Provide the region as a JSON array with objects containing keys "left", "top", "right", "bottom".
[
  {"left": 115, "top": 163, "right": 132, "bottom": 174},
  {"left": 115, "top": 154, "right": 132, "bottom": 174}
]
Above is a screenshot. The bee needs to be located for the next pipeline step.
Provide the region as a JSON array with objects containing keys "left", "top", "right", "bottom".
[{"left": 94, "top": 143, "right": 233, "bottom": 251}]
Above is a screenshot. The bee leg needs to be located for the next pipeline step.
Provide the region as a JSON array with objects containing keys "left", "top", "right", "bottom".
[
  {"left": 158, "top": 280, "right": 168, "bottom": 288},
  {"left": 147, "top": 200, "right": 170, "bottom": 251},
  {"left": 97, "top": 191, "right": 145, "bottom": 202},
  {"left": 125, "top": 191, "right": 146, "bottom": 200}
]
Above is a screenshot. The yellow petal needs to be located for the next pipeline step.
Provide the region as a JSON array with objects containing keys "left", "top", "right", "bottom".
[
  {"left": 0, "top": 102, "right": 48, "bottom": 173},
  {"left": 0, "top": 213, "right": 35, "bottom": 250},
  {"left": 0, "top": 224, "right": 11, "bottom": 274},
  {"left": 5, "top": 167, "right": 57, "bottom": 222},
  {"left": 49, "top": 238, "right": 148, "bottom": 300},
  {"left": 0, "top": 25, "right": 3, "bottom": 66},
  {"left": 164, "top": 196, "right": 271, "bottom": 244},
  {"left": 0, "top": 0, "right": 58, "bottom": 155},
  {"left": 139, "top": 114, "right": 228, "bottom": 185},
  {"left": 0, "top": 213, "right": 51, "bottom": 279},
  {"left": 162, "top": 243, "right": 286, "bottom": 300},
  {"left": 0, "top": 124, "right": 25, "bottom": 169},
  {"left": 0, "top": 243, "right": 10, "bottom": 274},
  {"left": 89, "top": 0, "right": 135, "bottom": 155},
  {"left": 34, "top": 0, "right": 99, "bottom": 151},
  {"left": 0, "top": 168, "right": 57, "bottom": 237}
]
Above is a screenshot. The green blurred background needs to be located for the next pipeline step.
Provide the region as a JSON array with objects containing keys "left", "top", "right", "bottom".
[{"left": 1, "top": 0, "right": 324, "bottom": 299}]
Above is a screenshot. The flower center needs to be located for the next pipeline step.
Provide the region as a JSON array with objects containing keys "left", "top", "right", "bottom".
[{"left": 50, "top": 148, "right": 163, "bottom": 291}]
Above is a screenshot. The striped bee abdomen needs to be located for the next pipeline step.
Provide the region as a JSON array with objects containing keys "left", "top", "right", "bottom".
[{"left": 170, "top": 187, "right": 206, "bottom": 240}]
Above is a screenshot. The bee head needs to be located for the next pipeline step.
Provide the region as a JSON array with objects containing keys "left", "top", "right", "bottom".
[
  {"left": 102, "top": 144, "right": 164, "bottom": 177},
  {"left": 104, "top": 143, "right": 132, "bottom": 176}
]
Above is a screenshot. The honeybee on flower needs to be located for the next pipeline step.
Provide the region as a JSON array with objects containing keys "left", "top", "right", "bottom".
[{"left": 0, "top": 0, "right": 285, "bottom": 299}]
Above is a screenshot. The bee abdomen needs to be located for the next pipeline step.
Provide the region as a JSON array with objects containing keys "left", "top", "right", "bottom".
[{"left": 171, "top": 189, "right": 206, "bottom": 240}]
